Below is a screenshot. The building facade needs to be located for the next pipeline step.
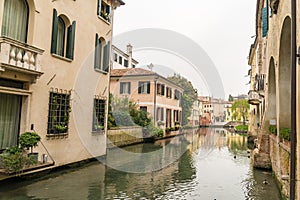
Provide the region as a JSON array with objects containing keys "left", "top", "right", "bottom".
[
  {"left": 0, "top": 0, "right": 124, "bottom": 168},
  {"left": 110, "top": 68, "right": 183, "bottom": 129}
]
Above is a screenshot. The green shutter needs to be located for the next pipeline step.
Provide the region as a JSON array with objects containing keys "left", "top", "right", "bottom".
[
  {"left": 262, "top": 7, "right": 268, "bottom": 37},
  {"left": 94, "top": 34, "right": 100, "bottom": 69},
  {"left": 138, "top": 82, "right": 141, "bottom": 94},
  {"left": 147, "top": 82, "right": 150, "bottom": 94},
  {"left": 97, "top": 0, "right": 101, "bottom": 15},
  {"left": 66, "top": 21, "right": 76, "bottom": 60},
  {"left": 51, "top": 9, "right": 58, "bottom": 54},
  {"left": 103, "top": 41, "right": 110, "bottom": 72},
  {"left": 162, "top": 84, "right": 165, "bottom": 96},
  {"left": 120, "top": 83, "right": 123, "bottom": 94},
  {"left": 128, "top": 82, "right": 131, "bottom": 94}
]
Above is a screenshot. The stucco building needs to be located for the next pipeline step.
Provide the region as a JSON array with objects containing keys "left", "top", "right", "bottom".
[
  {"left": 0, "top": 0, "right": 124, "bottom": 169},
  {"left": 248, "top": 0, "right": 300, "bottom": 198}
]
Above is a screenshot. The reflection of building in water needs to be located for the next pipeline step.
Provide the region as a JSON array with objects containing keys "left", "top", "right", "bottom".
[{"left": 226, "top": 133, "right": 248, "bottom": 152}]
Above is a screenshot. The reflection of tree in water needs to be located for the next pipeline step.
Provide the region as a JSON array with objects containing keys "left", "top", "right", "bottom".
[{"left": 226, "top": 133, "right": 248, "bottom": 155}]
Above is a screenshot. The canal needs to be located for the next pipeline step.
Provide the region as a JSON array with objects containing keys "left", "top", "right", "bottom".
[{"left": 0, "top": 128, "right": 282, "bottom": 199}]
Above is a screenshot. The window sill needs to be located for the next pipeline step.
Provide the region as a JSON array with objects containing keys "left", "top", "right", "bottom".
[
  {"left": 46, "top": 133, "right": 68, "bottom": 139},
  {"left": 94, "top": 68, "right": 109, "bottom": 74},
  {"left": 97, "top": 15, "right": 111, "bottom": 25},
  {"left": 51, "top": 53, "right": 73, "bottom": 62}
]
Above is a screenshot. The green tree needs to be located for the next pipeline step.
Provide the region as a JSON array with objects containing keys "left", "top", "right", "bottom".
[
  {"left": 228, "top": 94, "right": 234, "bottom": 102},
  {"left": 231, "top": 99, "right": 250, "bottom": 125},
  {"left": 168, "top": 74, "right": 198, "bottom": 125}
]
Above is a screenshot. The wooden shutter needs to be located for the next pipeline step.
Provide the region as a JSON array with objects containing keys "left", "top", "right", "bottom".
[
  {"left": 147, "top": 82, "right": 150, "bottom": 94},
  {"left": 51, "top": 9, "right": 58, "bottom": 54},
  {"left": 128, "top": 82, "right": 131, "bottom": 94},
  {"left": 162, "top": 84, "right": 165, "bottom": 96},
  {"left": 66, "top": 21, "right": 76, "bottom": 60},
  {"left": 262, "top": 7, "right": 268, "bottom": 37},
  {"left": 138, "top": 82, "right": 142, "bottom": 94},
  {"left": 94, "top": 34, "right": 100, "bottom": 69},
  {"left": 120, "top": 83, "right": 123, "bottom": 94},
  {"left": 97, "top": 0, "right": 101, "bottom": 15},
  {"left": 103, "top": 41, "right": 110, "bottom": 72},
  {"left": 161, "top": 108, "right": 164, "bottom": 121}
]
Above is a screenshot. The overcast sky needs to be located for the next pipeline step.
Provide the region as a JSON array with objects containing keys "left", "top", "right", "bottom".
[{"left": 113, "top": 0, "right": 256, "bottom": 99}]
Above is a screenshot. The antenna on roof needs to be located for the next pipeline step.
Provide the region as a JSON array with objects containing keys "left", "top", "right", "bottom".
[{"left": 147, "top": 63, "right": 154, "bottom": 71}]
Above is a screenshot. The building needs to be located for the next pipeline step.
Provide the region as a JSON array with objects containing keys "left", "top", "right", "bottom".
[
  {"left": 248, "top": 0, "right": 300, "bottom": 198},
  {"left": 112, "top": 44, "right": 138, "bottom": 69},
  {"left": 188, "top": 99, "right": 200, "bottom": 127},
  {"left": 0, "top": 0, "right": 124, "bottom": 169},
  {"left": 110, "top": 68, "right": 183, "bottom": 129}
]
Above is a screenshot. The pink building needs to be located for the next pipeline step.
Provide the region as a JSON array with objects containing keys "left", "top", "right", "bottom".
[{"left": 110, "top": 68, "right": 183, "bottom": 128}]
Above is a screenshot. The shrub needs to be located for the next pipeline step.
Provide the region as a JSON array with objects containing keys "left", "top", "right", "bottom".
[
  {"left": 280, "top": 128, "right": 290, "bottom": 141},
  {"left": 0, "top": 146, "right": 31, "bottom": 174},
  {"left": 269, "top": 125, "right": 277, "bottom": 135},
  {"left": 112, "top": 111, "right": 135, "bottom": 126},
  {"left": 19, "top": 132, "right": 41, "bottom": 153},
  {"left": 235, "top": 125, "right": 248, "bottom": 131}
]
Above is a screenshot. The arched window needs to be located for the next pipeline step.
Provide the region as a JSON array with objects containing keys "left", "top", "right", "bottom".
[
  {"left": 2, "top": 0, "right": 28, "bottom": 42},
  {"left": 56, "top": 17, "right": 65, "bottom": 56},
  {"left": 94, "top": 34, "right": 110, "bottom": 72},
  {"left": 51, "top": 9, "right": 76, "bottom": 60}
]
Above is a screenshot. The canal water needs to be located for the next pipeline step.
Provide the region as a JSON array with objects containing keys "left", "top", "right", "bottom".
[{"left": 0, "top": 128, "right": 282, "bottom": 200}]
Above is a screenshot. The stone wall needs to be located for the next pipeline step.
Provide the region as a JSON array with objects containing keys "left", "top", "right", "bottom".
[
  {"left": 107, "top": 127, "right": 144, "bottom": 148},
  {"left": 269, "top": 134, "right": 290, "bottom": 199}
]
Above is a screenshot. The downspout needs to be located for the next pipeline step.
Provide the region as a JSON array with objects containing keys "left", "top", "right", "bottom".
[{"left": 291, "top": 0, "right": 297, "bottom": 199}]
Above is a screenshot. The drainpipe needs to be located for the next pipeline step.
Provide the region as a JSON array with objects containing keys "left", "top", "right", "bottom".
[{"left": 291, "top": 0, "right": 297, "bottom": 199}]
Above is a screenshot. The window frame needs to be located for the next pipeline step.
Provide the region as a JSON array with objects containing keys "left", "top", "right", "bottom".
[
  {"left": 138, "top": 81, "right": 150, "bottom": 94},
  {"left": 92, "top": 96, "right": 106, "bottom": 132},
  {"left": 120, "top": 82, "right": 131, "bottom": 94}
]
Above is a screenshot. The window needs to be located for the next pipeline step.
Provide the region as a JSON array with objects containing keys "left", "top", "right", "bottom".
[
  {"left": 140, "top": 106, "right": 147, "bottom": 112},
  {"left": 92, "top": 97, "right": 106, "bottom": 132},
  {"left": 120, "top": 82, "right": 131, "bottom": 94},
  {"left": 47, "top": 90, "right": 71, "bottom": 134},
  {"left": 51, "top": 9, "right": 76, "bottom": 60},
  {"left": 157, "top": 107, "right": 164, "bottom": 121},
  {"left": 97, "top": 0, "right": 111, "bottom": 23},
  {"left": 166, "top": 87, "right": 172, "bottom": 98},
  {"left": 114, "top": 53, "right": 118, "bottom": 62},
  {"left": 138, "top": 81, "right": 150, "bottom": 94},
  {"left": 157, "top": 83, "right": 165, "bottom": 95},
  {"left": 2, "top": 0, "right": 28, "bottom": 42},
  {"left": 124, "top": 59, "right": 128, "bottom": 67},
  {"left": 119, "top": 56, "right": 123, "bottom": 65},
  {"left": 174, "top": 89, "right": 181, "bottom": 100},
  {"left": 94, "top": 34, "right": 110, "bottom": 72}
]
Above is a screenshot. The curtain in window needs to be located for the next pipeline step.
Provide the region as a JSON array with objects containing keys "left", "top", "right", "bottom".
[
  {"left": 56, "top": 17, "right": 65, "bottom": 56},
  {"left": 2, "top": 0, "right": 28, "bottom": 42},
  {"left": 0, "top": 93, "right": 21, "bottom": 150}
]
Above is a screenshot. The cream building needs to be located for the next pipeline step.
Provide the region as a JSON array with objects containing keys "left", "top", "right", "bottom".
[
  {"left": 0, "top": 0, "right": 124, "bottom": 169},
  {"left": 248, "top": 0, "right": 300, "bottom": 198}
]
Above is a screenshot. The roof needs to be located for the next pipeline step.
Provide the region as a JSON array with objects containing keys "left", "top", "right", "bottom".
[
  {"left": 110, "top": 68, "right": 184, "bottom": 92},
  {"left": 111, "top": 68, "right": 156, "bottom": 77},
  {"left": 116, "top": 0, "right": 125, "bottom": 5}
]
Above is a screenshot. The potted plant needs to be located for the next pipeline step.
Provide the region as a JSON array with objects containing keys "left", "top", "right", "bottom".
[{"left": 19, "top": 132, "right": 41, "bottom": 163}]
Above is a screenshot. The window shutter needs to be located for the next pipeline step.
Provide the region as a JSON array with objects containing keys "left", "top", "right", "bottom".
[
  {"left": 103, "top": 41, "right": 110, "bottom": 72},
  {"left": 138, "top": 82, "right": 141, "bottom": 94},
  {"left": 97, "top": 0, "right": 102, "bottom": 15},
  {"left": 66, "top": 21, "right": 76, "bottom": 60},
  {"left": 51, "top": 9, "right": 58, "bottom": 54},
  {"left": 147, "top": 82, "right": 150, "bottom": 94},
  {"left": 162, "top": 84, "right": 165, "bottom": 96},
  {"left": 106, "top": 4, "right": 110, "bottom": 14},
  {"left": 262, "top": 7, "right": 268, "bottom": 37},
  {"left": 128, "top": 82, "right": 131, "bottom": 94},
  {"left": 120, "top": 83, "right": 123, "bottom": 94},
  {"left": 161, "top": 108, "right": 164, "bottom": 121},
  {"left": 94, "top": 34, "right": 100, "bottom": 69}
]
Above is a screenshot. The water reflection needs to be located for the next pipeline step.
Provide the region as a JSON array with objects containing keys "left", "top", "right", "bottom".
[{"left": 0, "top": 128, "right": 281, "bottom": 200}]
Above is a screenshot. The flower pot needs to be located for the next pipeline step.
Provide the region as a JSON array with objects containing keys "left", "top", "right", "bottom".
[{"left": 28, "top": 152, "right": 39, "bottom": 164}]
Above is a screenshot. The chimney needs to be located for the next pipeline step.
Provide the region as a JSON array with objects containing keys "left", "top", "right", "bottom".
[{"left": 126, "top": 44, "right": 133, "bottom": 68}]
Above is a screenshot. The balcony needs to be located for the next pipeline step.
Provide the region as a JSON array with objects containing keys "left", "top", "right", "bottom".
[
  {"left": 0, "top": 36, "right": 44, "bottom": 83},
  {"left": 248, "top": 90, "right": 261, "bottom": 105}
]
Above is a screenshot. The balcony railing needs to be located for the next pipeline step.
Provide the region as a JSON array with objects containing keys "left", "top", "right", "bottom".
[
  {"left": 248, "top": 90, "right": 261, "bottom": 105},
  {"left": 256, "top": 74, "right": 265, "bottom": 92},
  {"left": 0, "top": 36, "right": 44, "bottom": 82}
]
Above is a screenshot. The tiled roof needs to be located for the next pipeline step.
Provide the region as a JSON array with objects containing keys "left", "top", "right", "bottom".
[{"left": 110, "top": 68, "right": 156, "bottom": 77}]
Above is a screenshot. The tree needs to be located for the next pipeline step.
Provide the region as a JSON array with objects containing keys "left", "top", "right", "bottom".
[
  {"left": 168, "top": 74, "right": 198, "bottom": 125},
  {"left": 231, "top": 99, "right": 250, "bottom": 125},
  {"left": 228, "top": 94, "right": 234, "bottom": 102}
]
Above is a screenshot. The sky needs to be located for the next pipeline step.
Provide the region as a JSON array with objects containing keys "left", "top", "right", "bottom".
[{"left": 113, "top": 0, "right": 257, "bottom": 100}]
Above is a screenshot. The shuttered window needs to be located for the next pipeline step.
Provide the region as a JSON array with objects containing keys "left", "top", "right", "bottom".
[
  {"left": 262, "top": 7, "right": 268, "bottom": 37},
  {"left": 51, "top": 9, "right": 76, "bottom": 60},
  {"left": 138, "top": 81, "right": 150, "bottom": 94}
]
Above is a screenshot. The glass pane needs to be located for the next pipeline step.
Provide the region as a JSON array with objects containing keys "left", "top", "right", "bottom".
[{"left": 56, "top": 17, "right": 65, "bottom": 56}]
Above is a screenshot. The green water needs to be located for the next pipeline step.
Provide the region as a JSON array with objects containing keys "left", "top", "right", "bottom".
[{"left": 0, "top": 128, "right": 282, "bottom": 200}]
